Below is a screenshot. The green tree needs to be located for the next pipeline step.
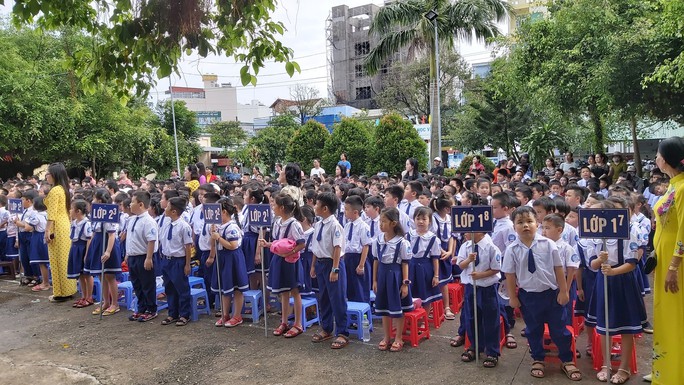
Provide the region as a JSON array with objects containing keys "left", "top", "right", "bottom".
[
  {"left": 370, "top": 113, "right": 428, "bottom": 176},
  {"left": 158, "top": 100, "right": 200, "bottom": 142},
  {"left": 249, "top": 118, "right": 298, "bottom": 171},
  {"left": 6, "top": 0, "right": 299, "bottom": 98},
  {"left": 322, "top": 118, "right": 373, "bottom": 176},
  {"left": 207, "top": 121, "right": 247, "bottom": 151},
  {"left": 364, "top": 0, "right": 508, "bottom": 160},
  {"left": 286, "top": 120, "right": 329, "bottom": 169}
]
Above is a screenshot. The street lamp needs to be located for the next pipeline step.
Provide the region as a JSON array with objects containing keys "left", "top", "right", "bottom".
[{"left": 424, "top": 9, "right": 441, "bottom": 161}]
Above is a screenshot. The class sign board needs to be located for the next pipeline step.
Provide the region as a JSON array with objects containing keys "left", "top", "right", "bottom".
[
  {"left": 203, "top": 203, "right": 222, "bottom": 225},
  {"left": 452, "top": 205, "right": 494, "bottom": 233},
  {"left": 8, "top": 198, "right": 23, "bottom": 214},
  {"left": 247, "top": 204, "right": 272, "bottom": 227},
  {"left": 578, "top": 208, "right": 630, "bottom": 239},
  {"left": 90, "top": 204, "right": 119, "bottom": 223}
]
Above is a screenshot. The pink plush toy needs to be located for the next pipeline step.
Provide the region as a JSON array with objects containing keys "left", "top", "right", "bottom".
[{"left": 270, "top": 238, "right": 300, "bottom": 263}]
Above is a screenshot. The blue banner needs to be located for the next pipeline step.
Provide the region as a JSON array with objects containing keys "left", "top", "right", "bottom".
[
  {"left": 8, "top": 198, "right": 22, "bottom": 214},
  {"left": 203, "top": 203, "right": 223, "bottom": 225},
  {"left": 90, "top": 204, "right": 119, "bottom": 223},
  {"left": 247, "top": 204, "right": 272, "bottom": 228},
  {"left": 578, "top": 208, "right": 630, "bottom": 239},
  {"left": 451, "top": 205, "right": 494, "bottom": 233}
]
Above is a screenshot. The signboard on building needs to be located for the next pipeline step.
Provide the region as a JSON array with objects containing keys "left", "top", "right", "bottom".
[
  {"left": 414, "top": 124, "right": 431, "bottom": 169},
  {"left": 197, "top": 111, "right": 222, "bottom": 129}
]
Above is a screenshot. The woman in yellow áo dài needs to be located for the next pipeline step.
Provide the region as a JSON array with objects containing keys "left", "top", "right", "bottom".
[
  {"left": 651, "top": 137, "right": 684, "bottom": 385},
  {"left": 184, "top": 164, "right": 200, "bottom": 194}
]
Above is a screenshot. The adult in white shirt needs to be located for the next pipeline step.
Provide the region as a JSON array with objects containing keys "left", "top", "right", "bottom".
[{"left": 310, "top": 159, "right": 326, "bottom": 178}]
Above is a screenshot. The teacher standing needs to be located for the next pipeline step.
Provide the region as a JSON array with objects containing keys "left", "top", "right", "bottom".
[
  {"left": 44, "top": 163, "right": 77, "bottom": 302},
  {"left": 651, "top": 137, "right": 684, "bottom": 385}
]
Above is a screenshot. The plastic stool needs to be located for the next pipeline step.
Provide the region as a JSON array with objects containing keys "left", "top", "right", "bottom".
[
  {"left": 591, "top": 332, "right": 638, "bottom": 374},
  {"left": 390, "top": 308, "right": 430, "bottom": 347},
  {"left": 0, "top": 261, "right": 16, "bottom": 280},
  {"left": 542, "top": 324, "right": 576, "bottom": 364},
  {"left": 190, "top": 288, "right": 210, "bottom": 321},
  {"left": 428, "top": 299, "right": 446, "bottom": 329},
  {"left": 77, "top": 276, "right": 102, "bottom": 303},
  {"left": 130, "top": 285, "right": 167, "bottom": 312},
  {"left": 346, "top": 301, "right": 373, "bottom": 340},
  {"left": 464, "top": 315, "right": 506, "bottom": 351},
  {"left": 117, "top": 281, "right": 134, "bottom": 310},
  {"left": 240, "top": 290, "right": 263, "bottom": 323},
  {"left": 188, "top": 276, "right": 206, "bottom": 291},
  {"left": 447, "top": 283, "right": 464, "bottom": 313},
  {"left": 120, "top": 272, "right": 129, "bottom": 282},
  {"left": 288, "top": 296, "right": 319, "bottom": 331},
  {"left": 573, "top": 314, "right": 585, "bottom": 336}
]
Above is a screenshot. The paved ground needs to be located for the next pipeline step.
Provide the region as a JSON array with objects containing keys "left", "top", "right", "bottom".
[{"left": 0, "top": 278, "right": 652, "bottom": 385}]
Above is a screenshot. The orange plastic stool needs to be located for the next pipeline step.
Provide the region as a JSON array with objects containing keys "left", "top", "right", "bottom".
[
  {"left": 591, "top": 331, "right": 638, "bottom": 374},
  {"left": 447, "top": 283, "right": 464, "bottom": 313},
  {"left": 390, "top": 308, "right": 431, "bottom": 347},
  {"left": 542, "top": 324, "right": 577, "bottom": 364},
  {"left": 428, "top": 299, "right": 445, "bottom": 329}
]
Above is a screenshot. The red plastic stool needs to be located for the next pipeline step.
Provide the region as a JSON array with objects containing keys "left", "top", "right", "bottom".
[
  {"left": 542, "top": 324, "right": 577, "bottom": 364},
  {"left": 464, "top": 315, "right": 506, "bottom": 351},
  {"left": 390, "top": 308, "right": 430, "bottom": 347},
  {"left": 428, "top": 299, "right": 445, "bottom": 329},
  {"left": 572, "top": 314, "right": 585, "bottom": 336},
  {"left": 591, "top": 332, "right": 638, "bottom": 374},
  {"left": 447, "top": 283, "right": 464, "bottom": 313}
]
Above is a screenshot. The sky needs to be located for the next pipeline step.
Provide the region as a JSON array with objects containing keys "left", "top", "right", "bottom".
[{"left": 0, "top": 1, "right": 386, "bottom": 106}]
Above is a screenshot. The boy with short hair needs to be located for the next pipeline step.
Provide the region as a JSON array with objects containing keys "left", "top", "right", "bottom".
[
  {"left": 159, "top": 197, "right": 194, "bottom": 326},
  {"left": 502, "top": 206, "right": 580, "bottom": 381},
  {"left": 310, "top": 192, "right": 349, "bottom": 349},
  {"left": 125, "top": 191, "right": 160, "bottom": 322},
  {"left": 400, "top": 181, "right": 423, "bottom": 218},
  {"left": 343, "top": 196, "right": 372, "bottom": 303},
  {"left": 542, "top": 214, "right": 579, "bottom": 324},
  {"left": 564, "top": 185, "right": 585, "bottom": 209},
  {"left": 384, "top": 185, "right": 411, "bottom": 231},
  {"left": 515, "top": 185, "right": 534, "bottom": 207},
  {"left": 548, "top": 180, "right": 563, "bottom": 199}
]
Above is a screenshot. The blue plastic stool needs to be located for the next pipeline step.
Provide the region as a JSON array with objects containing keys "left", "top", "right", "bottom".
[
  {"left": 240, "top": 290, "right": 263, "bottom": 324},
  {"left": 188, "top": 276, "right": 206, "bottom": 291},
  {"left": 130, "top": 285, "right": 167, "bottom": 312},
  {"left": 77, "top": 276, "right": 101, "bottom": 303},
  {"left": 190, "top": 288, "right": 210, "bottom": 321},
  {"left": 346, "top": 301, "right": 374, "bottom": 340},
  {"left": 117, "top": 281, "right": 134, "bottom": 310},
  {"left": 120, "top": 272, "right": 129, "bottom": 282},
  {"left": 288, "top": 296, "right": 319, "bottom": 331}
]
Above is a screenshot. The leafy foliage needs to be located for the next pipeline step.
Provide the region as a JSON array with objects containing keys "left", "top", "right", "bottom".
[
  {"left": 322, "top": 118, "right": 373, "bottom": 176},
  {"left": 248, "top": 115, "right": 298, "bottom": 171},
  {"left": 286, "top": 120, "right": 329, "bottom": 170},
  {"left": 207, "top": 121, "right": 247, "bottom": 151},
  {"left": 158, "top": 100, "right": 200, "bottom": 142},
  {"left": 369, "top": 113, "right": 428, "bottom": 176}
]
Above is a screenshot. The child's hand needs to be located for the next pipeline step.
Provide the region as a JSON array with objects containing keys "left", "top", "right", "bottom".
[
  {"left": 14, "top": 240, "right": 18, "bottom": 248},
  {"left": 509, "top": 296, "right": 521, "bottom": 309},
  {"left": 557, "top": 290, "right": 569, "bottom": 306},
  {"left": 330, "top": 270, "right": 339, "bottom": 282},
  {"left": 44, "top": 232, "right": 51, "bottom": 244},
  {"left": 470, "top": 271, "right": 484, "bottom": 281},
  {"left": 440, "top": 251, "right": 450, "bottom": 260},
  {"left": 450, "top": 256, "right": 458, "bottom": 265},
  {"left": 432, "top": 276, "right": 439, "bottom": 287},
  {"left": 101, "top": 252, "right": 110, "bottom": 263},
  {"left": 600, "top": 264, "right": 614, "bottom": 276},
  {"left": 400, "top": 284, "right": 408, "bottom": 298},
  {"left": 206, "top": 256, "right": 214, "bottom": 267},
  {"left": 258, "top": 238, "right": 267, "bottom": 247},
  {"left": 254, "top": 252, "right": 261, "bottom": 265},
  {"left": 355, "top": 265, "right": 364, "bottom": 275},
  {"left": 598, "top": 251, "right": 608, "bottom": 263},
  {"left": 577, "top": 289, "right": 585, "bottom": 301},
  {"left": 310, "top": 267, "right": 316, "bottom": 279},
  {"left": 211, "top": 230, "right": 221, "bottom": 240},
  {"left": 144, "top": 258, "right": 153, "bottom": 271},
  {"left": 467, "top": 252, "right": 477, "bottom": 263},
  {"left": 184, "top": 264, "right": 191, "bottom": 276},
  {"left": 372, "top": 281, "right": 377, "bottom": 293}
]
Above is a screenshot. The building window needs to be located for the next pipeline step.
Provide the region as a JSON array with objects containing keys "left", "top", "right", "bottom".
[
  {"left": 354, "top": 41, "right": 370, "bottom": 56},
  {"left": 355, "top": 65, "right": 366, "bottom": 78},
  {"left": 472, "top": 64, "right": 491, "bottom": 78},
  {"left": 355, "top": 86, "right": 371, "bottom": 100}
]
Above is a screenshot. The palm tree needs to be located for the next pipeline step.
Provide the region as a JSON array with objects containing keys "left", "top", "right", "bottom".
[{"left": 364, "top": 0, "right": 508, "bottom": 161}]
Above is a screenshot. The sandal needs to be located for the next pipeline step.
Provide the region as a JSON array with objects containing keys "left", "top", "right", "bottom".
[
  {"left": 284, "top": 325, "right": 303, "bottom": 338},
  {"left": 562, "top": 362, "right": 582, "bottom": 381},
  {"left": 378, "top": 340, "right": 390, "bottom": 351},
  {"left": 102, "top": 306, "right": 120, "bottom": 316},
  {"left": 27, "top": 279, "right": 38, "bottom": 287},
  {"left": 505, "top": 334, "right": 517, "bottom": 349},
  {"left": 389, "top": 340, "right": 404, "bottom": 352},
  {"left": 31, "top": 285, "right": 50, "bottom": 292},
  {"left": 175, "top": 317, "right": 189, "bottom": 326},
  {"left": 225, "top": 317, "right": 243, "bottom": 328},
  {"left": 312, "top": 331, "right": 334, "bottom": 343},
  {"left": 72, "top": 299, "right": 83, "bottom": 307},
  {"left": 597, "top": 366, "right": 610, "bottom": 382},
  {"left": 162, "top": 316, "right": 179, "bottom": 325},
  {"left": 445, "top": 307, "right": 456, "bottom": 320},
  {"left": 331, "top": 335, "right": 349, "bottom": 349},
  {"left": 461, "top": 350, "right": 476, "bottom": 362},
  {"left": 273, "top": 322, "right": 289, "bottom": 336},
  {"left": 450, "top": 335, "right": 465, "bottom": 347},
  {"left": 530, "top": 361, "right": 545, "bottom": 378},
  {"left": 20, "top": 277, "right": 30, "bottom": 286},
  {"left": 74, "top": 299, "right": 90, "bottom": 308},
  {"left": 483, "top": 356, "right": 498, "bottom": 368},
  {"left": 610, "top": 368, "right": 630, "bottom": 384},
  {"left": 91, "top": 306, "right": 103, "bottom": 315}
]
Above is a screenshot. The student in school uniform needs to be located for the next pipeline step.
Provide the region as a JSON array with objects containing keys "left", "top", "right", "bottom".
[
  {"left": 542, "top": 214, "right": 580, "bottom": 327},
  {"left": 125, "top": 191, "right": 160, "bottom": 322},
  {"left": 502, "top": 206, "right": 582, "bottom": 381},
  {"left": 299, "top": 205, "right": 317, "bottom": 296},
  {"left": 363, "top": 196, "right": 384, "bottom": 278},
  {"left": 384, "top": 185, "right": 412, "bottom": 231},
  {"left": 310, "top": 191, "right": 350, "bottom": 349},
  {"left": 27, "top": 197, "right": 50, "bottom": 292},
  {"left": 455, "top": 231, "right": 502, "bottom": 367},
  {"left": 241, "top": 184, "right": 268, "bottom": 290},
  {"left": 408, "top": 207, "right": 442, "bottom": 307},
  {"left": 399, "top": 181, "right": 423, "bottom": 219},
  {"left": 159, "top": 197, "right": 194, "bottom": 326},
  {"left": 197, "top": 192, "right": 220, "bottom": 310},
  {"left": 15, "top": 190, "right": 38, "bottom": 285},
  {"left": 0, "top": 195, "right": 8, "bottom": 262},
  {"left": 67, "top": 199, "right": 93, "bottom": 308},
  {"left": 429, "top": 192, "right": 457, "bottom": 319},
  {"left": 4, "top": 195, "right": 20, "bottom": 273},
  {"left": 343, "top": 195, "right": 372, "bottom": 303}
]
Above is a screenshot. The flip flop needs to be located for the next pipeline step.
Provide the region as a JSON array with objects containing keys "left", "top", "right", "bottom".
[
  {"left": 284, "top": 325, "right": 303, "bottom": 338},
  {"left": 331, "top": 335, "right": 349, "bottom": 349},
  {"left": 91, "top": 307, "right": 102, "bottom": 315},
  {"left": 102, "top": 307, "right": 121, "bottom": 316},
  {"left": 31, "top": 285, "right": 50, "bottom": 292}
]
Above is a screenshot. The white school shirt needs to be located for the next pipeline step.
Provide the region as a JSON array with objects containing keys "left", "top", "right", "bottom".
[
  {"left": 217, "top": 220, "right": 242, "bottom": 250},
  {"left": 406, "top": 230, "right": 442, "bottom": 259},
  {"left": 399, "top": 199, "right": 421, "bottom": 219},
  {"left": 395, "top": 208, "right": 413, "bottom": 232},
  {"left": 555, "top": 238, "right": 580, "bottom": 274},
  {"left": 344, "top": 217, "right": 372, "bottom": 254},
  {"left": 272, "top": 217, "right": 305, "bottom": 243},
  {"left": 92, "top": 221, "right": 119, "bottom": 234},
  {"left": 311, "top": 215, "right": 345, "bottom": 259},
  {"left": 18, "top": 207, "right": 34, "bottom": 233},
  {"left": 372, "top": 234, "right": 412, "bottom": 265},
  {"left": 159, "top": 218, "right": 193, "bottom": 257},
  {"left": 197, "top": 221, "right": 212, "bottom": 251},
  {"left": 562, "top": 223, "right": 578, "bottom": 248},
  {"left": 302, "top": 227, "right": 315, "bottom": 254},
  {"left": 125, "top": 212, "right": 159, "bottom": 256},
  {"left": 491, "top": 217, "right": 517, "bottom": 256},
  {"left": 365, "top": 216, "right": 380, "bottom": 244},
  {"left": 7, "top": 212, "right": 18, "bottom": 237},
  {"left": 430, "top": 213, "right": 452, "bottom": 248},
  {"left": 0, "top": 207, "right": 8, "bottom": 232},
  {"left": 118, "top": 212, "right": 129, "bottom": 236},
  {"left": 576, "top": 233, "right": 601, "bottom": 273},
  {"left": 501, "top": 234, "right": 563, "bottom": 292},
  {"left": 596, "top": 227, "right": 640, "bottom": 266},
  {"left": 457, "top": 236, "right": 502, "bottom": 287},
  {"left": 182, "top": 205, "right": 193, "bottom": 224},
  {"left": 631, "top": 213, "right": 651, "bottom": 247},
  {"left": 70, "top": 218, "right": 93, "bottom": 242},
  {"left": 190, "top": 204, "right": 204, "bottom": 236},
  {"left": 27, "top": 211, "right": 48, "bottom": 232}
]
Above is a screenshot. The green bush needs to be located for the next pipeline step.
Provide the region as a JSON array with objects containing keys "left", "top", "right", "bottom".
[
  {"left": 368, "top": 113, "right": 428, "bottom": 176},
  {"left": 455, "top": 155, "right": 497, "bottom": 175},
  {"left": 285, "top": 120, "right": 329, "bottom": 170},
  {"left": 322, "top": 118, "right": 372, "bottom": 176}
]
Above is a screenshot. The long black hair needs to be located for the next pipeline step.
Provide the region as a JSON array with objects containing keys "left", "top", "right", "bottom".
[
  {"left": 284, "top": 162, "right": 302, "bottom": 187},
  {"left": 658, "top": 137, "right": 684, "bottom": 172},
  {"left": 48, "top": 162, "right": 71, "bottom": 214},
  {"left": 195, "top": 162, "right": 206, "bottom": 181}
]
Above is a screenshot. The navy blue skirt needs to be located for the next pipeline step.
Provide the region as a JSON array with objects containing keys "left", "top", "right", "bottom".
[
  {"left": 29, "top": 232, "right": 49, "bottom": 264},
  {"left": 438, "top": 258, "right": 454, "bottom": 287},
  {"left": 5, "top": 235, "right": 18, "bottom": 258},
  {"left": 585, "top": 268, "right": 647, "bottom": 335},
  {"left": 575, "top": 268, "right": 597, "bottom": 316},
  {"left": 211, "top": 248, "right": 249, "bottom": 295},
  {"left": 410, "top": 257, "right": 442, "bottom": 304},
  {"left": 345, "top": 252, "right": 370, "bottom": 303},
  {"left": 299, "top": 251, "right": 317, "bottom": 296},
  {"left": 67, "top": 240, "right": 88, "bottom": 279},
  {"left": 375, "top": 262, "right": 414, "bottom": 318},
  {"left": 84, "top": 231, "right": 122, "bottom": 274},
  {"left": 241, "top": 232, "right": 258, "bottom": 274},
  {"left": 267, "top": 253, "right": 304, "bottom": 294}
]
